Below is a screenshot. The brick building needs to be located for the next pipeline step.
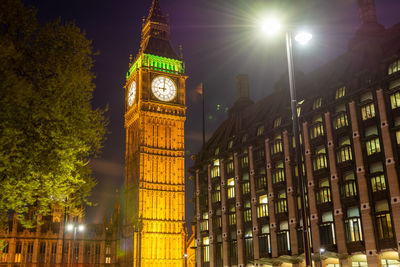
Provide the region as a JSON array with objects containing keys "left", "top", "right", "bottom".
[{"left": 191, "top": 1, "right": 400, "bottom": 266}]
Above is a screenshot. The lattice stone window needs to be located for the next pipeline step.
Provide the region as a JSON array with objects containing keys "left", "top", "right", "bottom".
[
  {"left": 335, "top": 86, "right": 346, "bottom": 100},
  {"left": 390, "top": 91, "right": 400, "bottom": 109},
  {"left": 313, "top": 97, "right": 322, "bottom": 110},
  {"left": 388, "top": 58, "right": 400, "bottom": 75}
]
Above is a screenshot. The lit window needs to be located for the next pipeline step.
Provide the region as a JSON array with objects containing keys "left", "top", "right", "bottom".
[
  {"left": 257, "top": 125, "right": 264, "bottom": 136},
  {"left": 317, "top": 178, "right": 331, "bottom": 205},
  {"left": 390, "top": 91, "right": 400, "bottom": 109},
  {"left": 337, "top": 137, "right": 352, "bottom": 163},
  {"left": 226, "top": 160, "right": 234, "bottom": 175},
  {"left": 335, "top": 86, "right": 346, "bottom": 99},
  {"left": 273, "top": 117, "right": 282, "bottom": 128},
  {"left": 271, "top": 134, "right": 282, "bottom": 155},
  {"left": 375, "top": 200, "right": 393, "bottom": 239},
  {"left": 361, "top": 102, "right": 375, "bottom": 120},
  {"left": 106, "top": 257, "right": 111, "bottom": 264},
  {"left": 0, "top": 242, "right": 8, "bottom": 263},
  {"left": 214, "top": 147, "right": 220, "bottom": 155},
  {"left": 242, "top": 182, "right": 250, "bottom": 195},
  {"left": 227, "top": 178, "right": 235, "bottom": 199},
  {"left": 388, "top": 58, "right": 400, "bottom": 75},
  {"left": 272, "top": 161, "right": 285, "bottom": 184},
  {"left": 297, "top": 100, "right": 304, "bottom": 117},
  {"left": 313, "top": 97, "right": 322, "bottom": 110},
  {"left": 203, "top": 237, "right": 210, "bottom": 262},
  {"left": 228, "top": 140, "right": 233, "bottom": 149},
  {"left": 211, "top": 160, "right": 220, "bottom": 178},
  {"left": 366, "top": 138, "right": 381, "bottom": 155},
  {"left": 313, "top": 146, "right": 327, "bottom": 171},
  {"left": 345, "top": 207, "right": 363, "bottom": 242}
]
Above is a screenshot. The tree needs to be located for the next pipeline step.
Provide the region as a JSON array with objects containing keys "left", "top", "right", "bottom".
[{"left": 0, "top": 0, "right": 107, "bottom": 228}]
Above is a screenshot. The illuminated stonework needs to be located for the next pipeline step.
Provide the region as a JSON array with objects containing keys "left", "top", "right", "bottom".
[{"left": 123, "top": 1, "right": 187, "bottom": 266}]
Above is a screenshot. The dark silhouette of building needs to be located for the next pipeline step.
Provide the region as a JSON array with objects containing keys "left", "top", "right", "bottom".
[{"left": 191, "top": 1, "right": 400, "bottom": 266}]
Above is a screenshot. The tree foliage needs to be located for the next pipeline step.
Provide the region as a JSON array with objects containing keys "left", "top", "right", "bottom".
[{"left": 0, "top": 0, "right": 107, "bottom": 227}]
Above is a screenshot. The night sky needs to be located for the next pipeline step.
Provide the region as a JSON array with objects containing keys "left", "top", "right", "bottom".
[{"left": 25, "top": 0, "right": 400, "bottom": 233}]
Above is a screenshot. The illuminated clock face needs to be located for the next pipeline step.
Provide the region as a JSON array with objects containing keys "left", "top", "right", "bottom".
[
  {"left": 127, "top": 81, "right": 136, "bottom": 106},
  {"left": 151, "top": 76, "right": 177, "bottom": 101}
]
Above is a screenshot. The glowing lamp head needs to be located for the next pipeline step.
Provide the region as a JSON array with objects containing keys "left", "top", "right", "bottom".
[
  {"left": 66, "top": 224, "right": 74, "bottom": 232},
  {"left": 260, "top": 17, "right": 281, "bottom": 36},
  {"left": 295, "top": 31, "right": 312, "bottom": 45},
  {"left": 78, "top": 225, "right": 85, "bottom": 232},
  {"left": 319, "top": 247, "right": 325, "bottom": 253}
]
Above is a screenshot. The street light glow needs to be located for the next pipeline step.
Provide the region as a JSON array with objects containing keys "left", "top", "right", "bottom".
[
  {"left": 260, "top": 17, "right": 281, "bottom": 36},
  {"left": 320, "top": 247, "right": 325, "bottom": 253},
  {"left": 66, "top": 224, "right": 74, "bottom": 231},
  {"left": 295, "top": 31, "right": 313, "bottom": 45},
  {"left": 78, "top": 224, "right": 85, "bottom": 232}
]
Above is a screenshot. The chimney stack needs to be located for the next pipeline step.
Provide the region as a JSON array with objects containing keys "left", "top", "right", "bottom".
[
  {"left": 358, "top": 0, "right": 377, "bottom": 25},
  {"left": 236, "top": 74, "right": 249, "bottom": 99}
]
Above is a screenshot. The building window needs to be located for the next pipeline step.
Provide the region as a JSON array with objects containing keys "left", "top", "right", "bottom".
[
  {"left": 242, "top": 181, "right": 250, "bottom": 195},
  {"left": 275, "top": 191, "right": 287, "bottom": 214},
  {"left": 313, "top": 97, "right": 322, "bottom": 110},
  {"left": 365, "top": 126, "right": 380, "bottom": 155},
  {"left": 337, "top": 137, "right": 352, "bottom": 163},
  {"left": 390, "top": 91, "right": 400, "bottom": 109},
  {"left": 320, "top": 212, "right": 336, "bottom": 246},
  {"left": 1, "top": 242, "right": 8, "bottom": 263},
  {"left": 313, "top": 146, "right": 327, "bottom": 171},
  {"left": 26, "top": 242, "right": 33, "bottom": 263},
  {"left": 84, "top": 243, "right": 91, "bottom": 264},
  {"left": 316, "top": 178, "right": 331, "bottom": 204},
  {"left": 257, "top": 125, "right": 265, "bottom": 136},
  {"left": 95, "top": 244, "right": 100, "bottom": 264},
  {"left": 244, "top": 201, "right": 252, "bottom": 222},
  {"left": 212, "top": 185, "right": 221, "bottom": 203},
  {"left": 345, "top": 206, "right": 363, "bottom": 242},
  {"left": 255, "top": 171, "right": 267, "bottom": 190},
  {"left": 226, "top": 160, "right": 234, "bottom": 175},
  {"left": 341, "top": 171, "right": 357, "bottom": 198},
  {"left": 369, "top": 163, "right": 386, "bottom": 192},
  {"left": 272, "top": 161, "right": 285, "bottom": 184},
  {"left": 388, "top": 58, "right": 400, "bottom": 75},
  {"left": 227, "top": 178, "right": 235, "bottom": 199},
  {"left": 310, "top": 115, "right": 324, "bottom": 139},
  {"left": 361, "top": 102, "right": 375, "bottom": 120},
  {"left": 254, "top": 147, "right": 265, "bottom": 162},
  {"left": 240, "top": 155, "right": 249, "bottom": 168},
  {"left": 259, "top": 225, "right": 271, "bottom": 256},
  {"left": 106, "top": 257, "right": 111, "bottom": 264},
  {"left": 274, "top": 117, "right": 282, "bottom": 128},
  {"left": 14, "top": 241, "right": 22, "bottom": 263},
  {"left": 245, "top": 229, "right": 254, "bottom": 259},
  {"left": 335, "top": 86, "right": 346, "bottom": 100},
  {"left": 50, "top": 242, "right": 57, "bottom": 263},
  {"left": 375, "top": 200, "right": 393, "bottom": 239},
  {"left": 228, "top": 206, "right": 236, "bottom": 225},
  {"left": 242, "top": 134, "right": 248, "bottom": 143},
  {"left": 203, "top": 237, "right": 210, "bottom": 262},
  {"left": 258, "top": 195, "right": 268, "bottom": 218},
  {"left": 214, "top": 147, "right": 220, "bottom": 156},
  {"left": 277, "top": 221, "right": 290, "bottom": 254},
  {"left": 200, "top": 212, "right": 209, "bottom": 231},
  {"left": 211, "top": 159, "right": 220, "bottom": 178},
  {"left": 39, "top": 241, "right": 46, "bottom": 263},
  {"left": 271, "top": 134, "right": 283, "bottom": 155},
  {"left": 228, "top": 140, "right": 233, "bottom": 149},
  {"left": 333, "top": 104, "right": 348, "bottom": 129}
]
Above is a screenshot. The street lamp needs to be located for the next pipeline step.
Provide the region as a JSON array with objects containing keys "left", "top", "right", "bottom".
[
  {"left": 66, "top": 223, "right": 85, "bottom": 266},
  {"left": 260, "top": 17, "right": 313, "bottom": 267}
]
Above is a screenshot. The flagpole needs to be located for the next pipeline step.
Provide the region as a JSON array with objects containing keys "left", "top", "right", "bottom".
[{"left": 202, "top": 83, "right": 205, "bottom": 146}]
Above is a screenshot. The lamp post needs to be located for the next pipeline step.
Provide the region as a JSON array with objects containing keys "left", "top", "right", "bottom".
[
  {"left": 260, "top": 18, "right": 313, "bottom": 267},
  {"left": 66, "top": 223, "right": 85, "bottom": 267}
]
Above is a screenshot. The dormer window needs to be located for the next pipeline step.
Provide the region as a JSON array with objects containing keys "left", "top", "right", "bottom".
[
  {"left": 257, "top": 125, "right": 264, "bottom": 136},
  {"left": 273, "top": 117, "right": 282, "bottom": 128},
  {"left": 335, "top": 86, "right": 346, "bottom": 100},
  {"left": 388, "top": 59, "right": 400, "bottom": 75},
  {"left": 242, "top": 134, "right": 248, "bottom": 143},
  {"left": 313, "top": 97, "right": 322, "bottom": 110}
]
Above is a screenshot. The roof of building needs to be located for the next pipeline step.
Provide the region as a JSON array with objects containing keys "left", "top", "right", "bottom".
[{"left": 195, "top": 20, "right": 400, "bottom": 165}]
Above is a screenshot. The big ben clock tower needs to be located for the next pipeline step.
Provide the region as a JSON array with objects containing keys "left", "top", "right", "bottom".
[{"left": 124, "top": 0, "right": 187, "bottom": 266}]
